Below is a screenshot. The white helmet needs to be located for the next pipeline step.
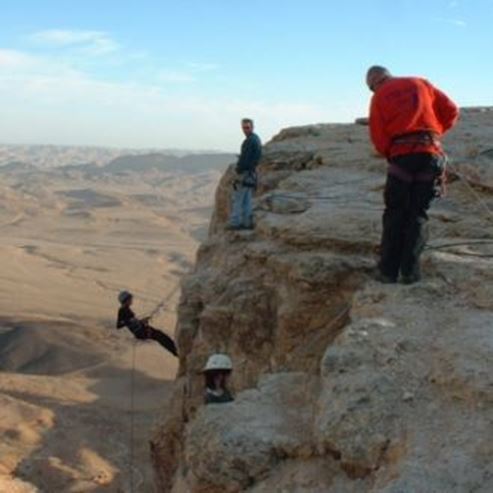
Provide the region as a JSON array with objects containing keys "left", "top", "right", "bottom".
[
  {"left": 204, "top": 354, "right": 233, "bottom": 372},
  {"left": 118, "top": 290, "right": 133, "bottom": 304}
]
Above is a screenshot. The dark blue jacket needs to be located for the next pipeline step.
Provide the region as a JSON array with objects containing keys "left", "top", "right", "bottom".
[{"left": 236, "top": 133, "right": 262, "bottom": 173}]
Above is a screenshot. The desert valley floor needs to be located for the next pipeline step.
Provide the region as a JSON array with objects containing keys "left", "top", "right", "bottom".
[{"left": 0, "top": 149, "right": 230, "bottom": 492}]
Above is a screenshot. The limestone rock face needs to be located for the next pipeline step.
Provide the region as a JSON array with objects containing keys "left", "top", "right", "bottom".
[
  {"left": 0, "top": 475, "right": 39, "bottom": 493},
  {"left": 151, "top": 108, "right": 493, "bottom": 493}
]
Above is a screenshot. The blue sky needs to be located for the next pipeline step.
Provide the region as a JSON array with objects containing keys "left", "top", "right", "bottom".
[{"left": 0, "top": 0, "right": 491, "bottom": 150}]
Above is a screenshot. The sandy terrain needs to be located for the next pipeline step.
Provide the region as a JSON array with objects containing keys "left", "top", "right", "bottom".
[{"left": 0, "top": 153, "right": 229, "bottom": 492}]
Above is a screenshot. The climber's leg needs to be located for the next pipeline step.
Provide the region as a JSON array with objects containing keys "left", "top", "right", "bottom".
[
  {"left": 229, "top": 185, "right": 247, "bottom": 228},
  {"left": 379, "top": 173, "right": 411, "bottom": 282},
  {"left": 147, "top": 326, "right": 178, "bottom": 357},
  {"left": 242, "top": 187, "right": 253, "bottom": 229},
  {"left": 400, "top": 158, "right": 436, "bottom": 283}
]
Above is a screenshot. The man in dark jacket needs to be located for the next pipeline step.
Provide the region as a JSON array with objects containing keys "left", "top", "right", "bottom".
[
  {"left": 367, "top": 66, "right": 459, "bottom": 284},
  {"left": 116, "top": 291, "right": 178, "bottom": 357},
  {"left": 227, "top": 118, "right": 262, "bottom": 230}
]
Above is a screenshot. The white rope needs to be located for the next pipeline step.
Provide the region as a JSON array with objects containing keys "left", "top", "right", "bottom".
[
  {"left": 146, "top": 283, "right": 182, "bottom": 321},
  {"left": 129, "top": 339, "right": 137, "bottom": 493},
  {"left": 448, "top": 162, "right": 493, "bottom": 219},
  {"left": 126, "top": 282, "right": 182, "bottom": 492}
]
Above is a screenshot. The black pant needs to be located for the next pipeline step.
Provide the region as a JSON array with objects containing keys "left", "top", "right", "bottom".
[
  {"left": 134, "top": 326, "right": 178, "bottom": 357},
  {"left": 379, "top": 153, "right": 439, "bottom": 280}
]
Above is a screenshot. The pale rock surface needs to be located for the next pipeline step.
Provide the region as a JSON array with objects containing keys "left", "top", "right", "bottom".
[
  {"left": 152, "top": 108, "right": 493, "bottom": 492},
  {"left": 0, "top": 476, "right": 39, "bottom": 493}
]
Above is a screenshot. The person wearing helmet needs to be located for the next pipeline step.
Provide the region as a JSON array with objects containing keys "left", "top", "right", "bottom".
[
  {"left": 366, "top": 66, "right": 459, "bottom": 284},
  {"left": 203, "top": 354, "right": 234, "bottom": 404},
  {"left": 116, "top": 291, "right": 178, "bottom": 357}
]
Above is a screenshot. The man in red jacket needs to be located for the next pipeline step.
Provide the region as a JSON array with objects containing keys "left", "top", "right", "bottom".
[{"left": 367, "top": 66, "right": 459, "bottom": 284}]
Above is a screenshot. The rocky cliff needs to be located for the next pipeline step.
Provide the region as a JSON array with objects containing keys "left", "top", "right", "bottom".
[{"left": 151, "top": 108, "right": 493, "bottom": 493}]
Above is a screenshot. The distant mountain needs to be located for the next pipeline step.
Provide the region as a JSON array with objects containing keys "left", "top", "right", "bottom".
[
  {"left": 103, "top": 152, "right": 235, "bottom": 174},
  {"left": 0, "top": 161, "right": 38, "bottom": 174},
  {"left": 56, "top": 189, "right": 122, "bottom": 208},
  {"left": 0, "top": 151, "right": 236, "bottom": 181},
  {"left": 57, "top": 162, "right": 99, "bottom": 172},
  {"left": 0, "top": 144, "right": 236, "bottom": 170}
]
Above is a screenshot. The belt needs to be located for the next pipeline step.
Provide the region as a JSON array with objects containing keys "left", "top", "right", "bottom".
[{"left": 391, "top": 131, "right": 440, "bottom": 147}]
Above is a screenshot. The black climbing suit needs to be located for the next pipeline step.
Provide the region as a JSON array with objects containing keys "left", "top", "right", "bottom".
[
  {"left": 116, "top": 306, "right": 178, "bottom": 357},
  {"left": 379, "top": 152, "right": 442, "bottom": 281}
]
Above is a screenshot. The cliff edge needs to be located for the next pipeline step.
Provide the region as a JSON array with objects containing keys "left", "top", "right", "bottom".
[{"left": 151, "top": 108, "right": 493, "bottom": 493}]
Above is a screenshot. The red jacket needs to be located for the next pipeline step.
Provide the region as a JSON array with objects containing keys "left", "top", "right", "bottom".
[{"left": 369, "top": 77, "right": 459, "bottom": 159}]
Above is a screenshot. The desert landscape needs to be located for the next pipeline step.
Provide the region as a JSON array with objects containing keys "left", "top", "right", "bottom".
[
  {"left": 2, "top": 1, "right": 491, "bottom": 491},
  {"left": 0, "top": 148, "right": 234, "bottom": 492}
]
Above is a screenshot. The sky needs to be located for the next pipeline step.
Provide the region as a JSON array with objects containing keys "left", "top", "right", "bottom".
[{"left": 0, "top": 0, "right": 491, "bottom": 151}]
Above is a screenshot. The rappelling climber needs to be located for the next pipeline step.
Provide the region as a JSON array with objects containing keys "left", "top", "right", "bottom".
[
  {"left": 226, "top": 118, "right": 262, "bottom": 231},
  {"left": 366, "top": 66, "right": 459, "bottom": 284},
  {"left": 116, "top": 291, "right": 178, "bottom": 357},
  {"left": 203, "top": 353, "right": 234, "bottom": 404}
]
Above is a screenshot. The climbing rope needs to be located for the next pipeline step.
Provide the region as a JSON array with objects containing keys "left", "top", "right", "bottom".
[
  {"left": 302, "top": 303, "right": 353, "bottom": 356},
  {"left": 426, "top": 240, "right": 493, "bottom": 250},
  {"left": 259, "top": 162, "right": 493, "bottom": 261},
  {"left": 263, "top": 165, "right": 493, "bottom": 219},
  {"left": 146, "top": 282, "right": 182, "bottom": 321},
  {"left": 425, "top": 239, "right": 493, "bottom": 258},
  {"left": 129, "top": 339, "right": 137, "bottom": 493},
  {"left": 127, "top": 282, "right": 181, "bottom": 492},
  {"left": 447, "top": 161, "right": 493, "bottom": 220}
]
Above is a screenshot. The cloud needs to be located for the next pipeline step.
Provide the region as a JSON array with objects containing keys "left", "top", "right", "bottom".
[
  {"left": 0, "top": 49, "right": 328, "bottom": 149},
  {"left": 0, "top": 48, "right": 70, "bottom": 79},
  {"left": 434, "top": 17, "right": 467, "bottom": 27},
  {"left": 156, "top": 62, "right": 220, "bottom": 84},
  {"left": 0, "top": 49, "right": 36, "bottom": 68},
  {"left": 0, "top": 39, "right": 330, "bottom": 149},
  {"left": 30, "top": 29, "right": 119, "bottom": 55},
  {"left": 158, "top": 70, "right": 196, "bottom": 83},
  {"left": 185, "top": 62, "right": 220, "bottom": 72}
]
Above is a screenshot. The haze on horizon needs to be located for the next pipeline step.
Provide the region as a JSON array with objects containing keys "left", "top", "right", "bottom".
[{"left": 0, "top": 0, "right": 492, "bottom": 151}]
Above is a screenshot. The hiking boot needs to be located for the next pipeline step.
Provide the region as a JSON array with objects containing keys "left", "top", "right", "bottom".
[
  {"left": 401, "top": 274, "right": 421, "bottom": 285},
  {"left": 225, "top": 224, "right": 243, "bottom": 231},
  {"left": 374, "top": 272, "right": 397, "bottom": 284}
]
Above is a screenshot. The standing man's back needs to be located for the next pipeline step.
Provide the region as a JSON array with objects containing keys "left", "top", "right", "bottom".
[
  {"left": 369, "top": 76, "right": 459, "bottom": 159},
  {"left": 367, "top": 66, "right": 459, "bottom": 284}
]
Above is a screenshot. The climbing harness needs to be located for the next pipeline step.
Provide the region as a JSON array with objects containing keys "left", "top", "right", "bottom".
[
  {"left": 233, "top": 170, "right": 258, "bottom": 191},
  {"left": 434, "top": 155, "right": 448, "bottom": 198},
  {"left": 387, "top": 153, "right": 448, "bottom": 199},
  {"left": 391, "top": 131, "right": 441, "bottom": 148}
]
